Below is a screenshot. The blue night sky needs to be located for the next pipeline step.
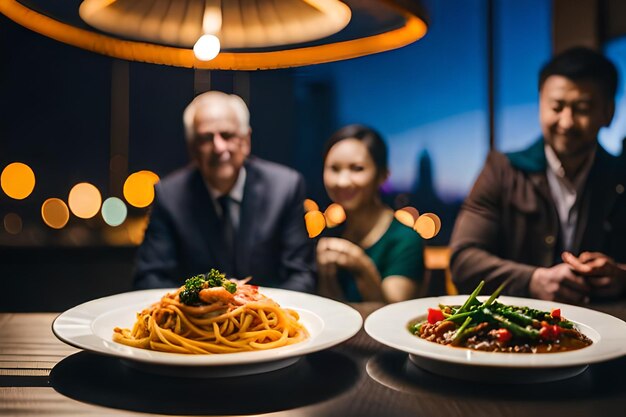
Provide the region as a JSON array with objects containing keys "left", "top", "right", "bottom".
[
  {"left": 603, "top": 39, "right": 626, "bottom": 155},
  {"left": 296, "top": 0, "right": 625, "bottom": 201}
]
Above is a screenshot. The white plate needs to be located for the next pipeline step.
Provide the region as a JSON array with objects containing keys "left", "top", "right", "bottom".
[
  {"left": 53, "top": 288, "right": 362, "bottom": 376},
  {"left": 365, "top": 295, "right": 626, "bottom": 382}
]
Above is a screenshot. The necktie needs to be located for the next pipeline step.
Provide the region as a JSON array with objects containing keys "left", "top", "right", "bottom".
[{"left": 217, "top": 195, "right": 236, "bottom": 275}]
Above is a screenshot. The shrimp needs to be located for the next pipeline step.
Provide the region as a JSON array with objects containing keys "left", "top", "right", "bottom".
[
  {"left": 198, "top": 280, "right": 267, "bottom": 306},
  {"left": 233, "top": 284, "right": 262, "bottom": 304},
  {"left": 199, "top": 286, "right": 237, "bottom": 304},
  {"left": 233, "top": 283, "right": 279, "bottom": 306}
]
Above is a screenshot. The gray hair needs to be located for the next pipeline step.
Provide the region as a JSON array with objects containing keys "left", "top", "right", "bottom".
[{"left": 182, "top": 91, "right": 250, "bottom": 142}]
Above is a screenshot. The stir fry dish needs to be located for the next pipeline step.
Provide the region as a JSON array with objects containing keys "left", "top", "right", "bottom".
[{"left": 409, "top": 281, "right": 592, "bottom": 353}]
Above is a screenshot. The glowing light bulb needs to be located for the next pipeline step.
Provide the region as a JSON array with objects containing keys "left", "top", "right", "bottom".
[{"left": 194, "top": 34, "right": 220, "bottom": 61}]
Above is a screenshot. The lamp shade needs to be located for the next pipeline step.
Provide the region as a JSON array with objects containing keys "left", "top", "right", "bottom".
[
  {"left": 0, "top": 0, "right": 429, "bottom": 69},
  {"left": 79, "top": 0, "right": 352, "bottom": 49}
]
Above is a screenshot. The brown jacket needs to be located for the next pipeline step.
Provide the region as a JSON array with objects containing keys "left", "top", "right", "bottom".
[{"left": 450, "top": 139, "right": 626, "bottom": 296}]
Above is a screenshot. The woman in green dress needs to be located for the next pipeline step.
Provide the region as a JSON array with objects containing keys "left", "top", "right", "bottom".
[{"left": 316, "top": 124, "right": 424, "bottom": 303}]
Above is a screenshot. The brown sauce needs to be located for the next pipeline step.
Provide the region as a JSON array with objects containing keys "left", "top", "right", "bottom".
[{"left": 415, "top": 321, "right": 592, "bottom": 353}]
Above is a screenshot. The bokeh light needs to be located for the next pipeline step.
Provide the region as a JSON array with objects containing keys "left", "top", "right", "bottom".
[
  {"left": 394, "top": 206, "right": 419, "bottom": 228},
  {"left": 303, "top": 198, "right": 319, "bottom": 213},
  {"left": 68, "top": 182, "right": 102, "bottom": 219},
  {"left": 422, "top": 213, "right": 442, "bottom": 236},
  {"left": 1, "top": 162, "right": 36, "bottom": 200},
  {"left": 414, "top": 213, "right": 442, "bottom": 239},
  {"left": 41, "top": 198, "right": 70, "bottom": 229},
  {"left": 324, "top": 203, "right": 346, "bottom": 227},
  {"left": 123, "top": 170, "right": 159, "bottom": 208},
  {"left": 138, "top": 170, "right": 160, "bottom": 184},
  {"left": 3, "top": 213, "right": 23, "bottom": 234},
  {"left": 305, "top": 210, "right": 326, "bottom": 238},
  {"left": 102, "top": 197, "right": 128, "bottom": 227}
]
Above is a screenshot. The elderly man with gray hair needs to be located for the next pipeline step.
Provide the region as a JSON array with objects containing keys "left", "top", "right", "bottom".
[{"left": 134, "top": 91, "right": 316, "bottom": 292}]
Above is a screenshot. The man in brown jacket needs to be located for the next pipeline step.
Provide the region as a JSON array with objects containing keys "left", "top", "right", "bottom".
[{"left": 450, "top": 47, "right": 626, "bottom": 304}]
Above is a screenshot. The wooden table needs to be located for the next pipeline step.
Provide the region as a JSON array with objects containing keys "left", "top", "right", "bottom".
[{"left": 2, "top": 302, "right": 626, "bottom": 417}]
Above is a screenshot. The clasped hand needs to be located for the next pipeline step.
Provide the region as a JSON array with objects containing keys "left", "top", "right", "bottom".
[
  {"left": 316, "top": 237, "right": 365, "bottom": 277},
  {"left": 316, "top": 237, "right": 367, "bottom": 300},
  {"left": 530, "top": 251, "right": 626, "bottom": 303}
]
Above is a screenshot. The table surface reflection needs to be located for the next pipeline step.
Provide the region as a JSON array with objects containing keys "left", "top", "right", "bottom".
[{"left": 1, "top": 301, "right": 626, "bottom": 417}]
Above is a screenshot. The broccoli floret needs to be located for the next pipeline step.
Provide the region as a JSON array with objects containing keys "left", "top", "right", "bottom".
[
  {"left": 179, "top": 274, "right": 207, "bottom": 305},
  {"left": 179, "top": 270, "right": 237, "bottom": 305},
  {"left": 179, "top": 288, "right": 199, "bottom": 305},
  {"left": 185, "top": 274, "right": 207, "bottom": 291},
  {"left": 206, "top": 269, "right": 225, "bottom": 287},
  {"left": 223, "top": 281, "right": 237, "bottom": 294},
  {"left": 206, "top": 269, "right": 237, "bottom": 294}
]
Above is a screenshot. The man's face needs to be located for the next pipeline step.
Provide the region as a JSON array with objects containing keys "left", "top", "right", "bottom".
[
  {"left": 190, "top": 105, "right": 250, "bottom": 190},
  {"left": 539, "top": 75, "right": 614, "bottom": 159}
]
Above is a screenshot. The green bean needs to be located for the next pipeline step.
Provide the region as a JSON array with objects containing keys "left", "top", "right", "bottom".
[
  {"left": 517, "top": 306, "right": 551, "bottom": 320},
  {"left": 558, "top": 320, "right": 574, "bottom": 329},
  {"left": 457, "top": 281, "right": 485, "bottom": 314},
  {"left": 483, "top": 308, "right": 539, "bottom": 338},
  {"left": 445, "top": 310, "right": 475, "bottom": 322},
  {"left": 497, "top": 309, "right": 534, "bottom": 326},
  {"left": 482, "top": 277, "right": 513, "bottom": 306},
  {"left": 452, "top": 316, "right": 473, "bottom": 344},
  {"left": 409, "top": 322, "right": 423, "bottom": 335}
]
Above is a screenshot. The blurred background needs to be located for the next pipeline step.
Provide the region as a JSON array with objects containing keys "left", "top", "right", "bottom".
[{"left": 2, "top": 0, "right": 626, "bottom": 310}]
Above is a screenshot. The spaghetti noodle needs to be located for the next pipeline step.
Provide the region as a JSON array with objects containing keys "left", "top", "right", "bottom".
[{"left": 113, "top": 270, "right": 308, "bottom": 354}]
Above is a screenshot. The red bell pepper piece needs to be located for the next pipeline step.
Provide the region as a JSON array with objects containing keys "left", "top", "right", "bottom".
[
  {"left": 427, "top": 308, "right": 445, "bottom": 324},
  {"left": 495, "top": 328, "right": 512, "bottom": 343},
  {"left": 551, "top": 308, "right": 561, "bottom": 319},
  {"left": 539, "top": 321, "right": 562, "bottom": 341}
]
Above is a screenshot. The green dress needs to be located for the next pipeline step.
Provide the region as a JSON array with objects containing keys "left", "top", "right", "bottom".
[{"left": 337, "top": 218, "right": 424, "bottom": 302}]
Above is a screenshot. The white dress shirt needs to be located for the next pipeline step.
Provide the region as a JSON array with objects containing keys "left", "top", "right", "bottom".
[
  {"left": 544, "top": 145, "right": 594, "bottom": 252},
  {"left": 206, "top": 167, "right": 246, "bottom": 231}
]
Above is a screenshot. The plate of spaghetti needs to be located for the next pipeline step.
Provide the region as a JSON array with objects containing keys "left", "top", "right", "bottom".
[{"left": 53, "top": 270, "right": 362, "bottom": 376}]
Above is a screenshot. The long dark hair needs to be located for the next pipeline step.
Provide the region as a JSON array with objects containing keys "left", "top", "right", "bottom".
[{"left": 323, "top": 124, "right": 388, "bottom": 176}]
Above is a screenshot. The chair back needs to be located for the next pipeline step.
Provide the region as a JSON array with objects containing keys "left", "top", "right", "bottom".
[{"left": 423, "top": 246, "right": 457, "bottom": 296}]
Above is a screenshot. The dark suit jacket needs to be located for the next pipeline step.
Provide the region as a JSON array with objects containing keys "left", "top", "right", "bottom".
[
  {"left": 450, "top": 138, "right": 626, "bottom": 296},
  {"left": 133, "top": 157, "right": 316, "bottom": 292}
]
